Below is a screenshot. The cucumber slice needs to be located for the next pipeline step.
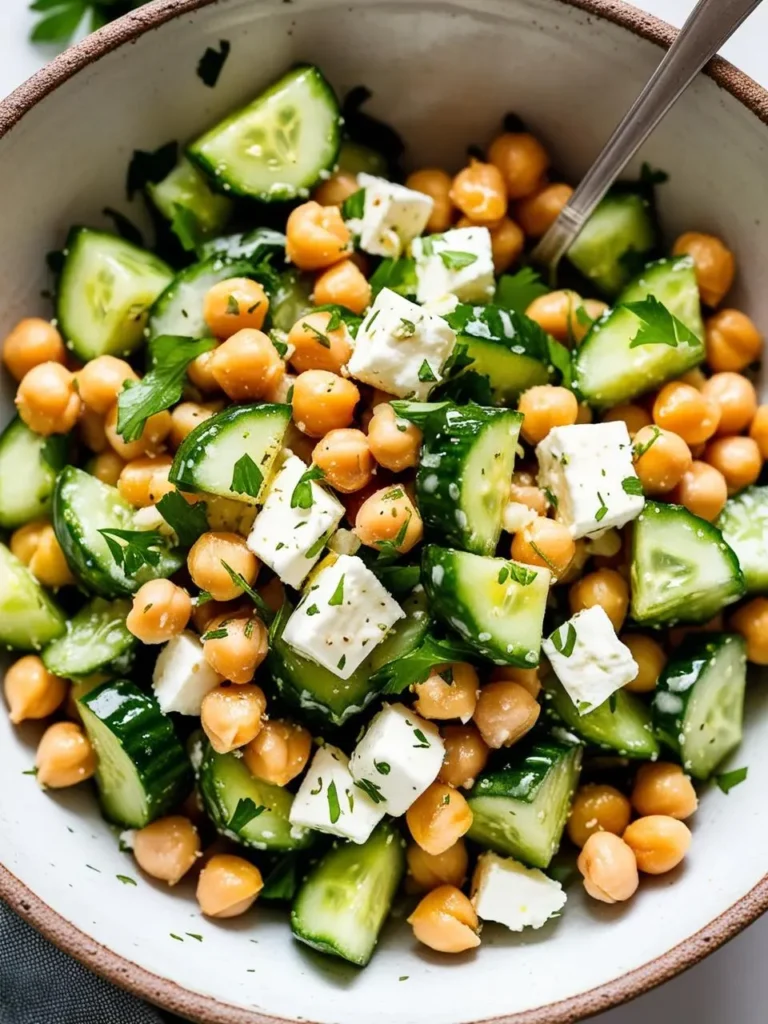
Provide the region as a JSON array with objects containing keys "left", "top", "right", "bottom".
[
  {"left": 422, "top": 546, "right": 550, "bottom": 666},
  {"left": 79, "top": 679, "right": 192, "bottom": 828},
  {"left": 545, "top": 676, "right": 659, "bottom": 758},
  {"left": 42, "top": 597, "right": 135, "bottom": 679},
  {"left": 291, "top": 821, "right": 405, "bottom": 966},
  {"left": 53, "top": 467, "right": 183, "bottom": 597},
  {"left": 147, "top": 156, "right": 233, "bottom": 249},
  {"left": 717, "top": 486, "right": 768, "bottom": 593},
  {"left": 417, "top": 405, "right": 523, "bottom": 556},
  {"left": 573, "top": 257, "right": 704, "bottom": 409},
  {"left": 630, "top": 501, "right": 744, "bottom": 625},
  {"left": 197, "top": 742, "right": 312, "bottom": 851},
  {"left": 652, "top": 633, "right": 746, "bottom": 780},
  {"left": 337, "top": 139, "right": 389, "bottom": 177},
  {"left": 0, "top": 418, "right": 68, "bottom": 529},
  {"left": 57, "top": 228, "right": 173, "bottom": 360},
  {"left": 148, "top": 255, "right": 258, "bottom": 341},
  {"left": 170, "top": 403, "right": 290, "bottom": 504},
  {"left": 566, "top": 191, "right": 656, "bottom": 296},
  {"left": 0, "top": 542, "right": 66, "bottom": 650},
  {"left": 467, "top": 742, "right": 582, "bottom": 868},
  {"left": 188, "top": 65, "right": 341, "bottom": 202},
  {"left": 270, "top": 268, "right": 314, "bottom": 333},
  {"left": 197, "top": 227, "right": 286, "bottom": 263}
]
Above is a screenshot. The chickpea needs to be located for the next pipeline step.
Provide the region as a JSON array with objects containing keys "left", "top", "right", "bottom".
[
  {"left": 126, "top": 579, "right": 191, "bottom": 644},
  {"left": 209, "top": 329, "right": 285, "bottom": 403},
  {"left": 313, "top": 260, "right": 371, "bottom": 316},
  {"left": 187, "top": 347, "right": 220, "bottom": 394},
  {"left": 197, "top": 853, "right": 263, "bottom": 918},
  {"left": 133, "top": 816, "right": 201, "bottom": 885},
  {"left": 569, "top": 569, "right": 629, "bottom": 632},
  {"left": 4, "top": 655, "right": 67, "bottom": 724},
  {"left": 354, "top": 486, "right": 423, "bottom": 554},
  {"left": 730, "top": 598, "right": 768, "bottom": 664},
  {"left": 516, "top": 183, "right": 573, "bottom": 238},
  {"left": 3, "top": 318, "right": 66, "bottom": 381},
  {"left": 89, "top": 450, "right": 126, "bottom": 487},
  {"left": 623, "top": 815, "right": 691, "bottom": 874},
  {"left": 518, "top": 385, "right": 578, "bottom": 446},
  {"left": 187, "top": 532, "right": 258, "bottom": 602},
  {"left": 621, "top": 634, "right": 667, "bottom": 693},
  {"left": 472, "top": 680, "right": 540, "bottom": 749},
  {"left": 259, "top": 576, "right": 286, "bottom": 615},
  {"left": 567, "top": 784, "right": 632, "bottom": 848},
  {"left": 203, "top": 278, "right": 269, "bottom": 340},
  {"left": 105, "top": 404, "right": 171, "bottom": 460},
  {"left": 406, "top": 783, "right": 473, "bottom": 856},
  {"left": 449, "top": 159, "right": 507, "bottom": 224},
  {"left": 36, "top": 721, "right": 96, "bottom": 788},
  {"left": 672, "top": 232, "right": 735, "bottom": 307},
  {"left": 704, "top": 435, "right": 761, "bottom": 494},
  {"left": 243, "top": 719, "right": 312, "bottom": 786},
  {"left": 313, "top": 171, "right": 359, "bottom": 207},
  {"left": 312, "top": 428, "right": 373, "bottom": 492},
  {"left": 749, "top": 405, "right": 768, "bottom": 459},
  {"left": 524, "top": 290, "right": 584, "bottom": 345},
  {"left": 10, "top": 520, "right": 47, "bottom": 565},
  {"left": 632, "top": 425, "right": 692, "bottom": 495},
  {"left": 200, "top": 683, "right": 266, "bottom": 754},
  {"left": 670, "top": 460, "right": 728, "bottom": 522},
  {"left": 77, "top": 408, "right": 107, "bottom": 455},
  {"left": 701, "top": 372, "right": 757, "bottom": 436},
  {"left": 287, "top": 311, "right": 353, "bottom": 376},
  {"left": 511, "top": 518, "right": 575, "bottom": 578},
  {"left": 366, "top": 403, "right": 421, "bottom": 472},
  {"left": 439, "top": 724, "right": 489, "bottom": 789},
  {"left": 413, "top": 663, "right": 479, "bottom": 722},
  {"left": 506, "top": 482, "right": 547, "bottom": 519},
  {"left": 407, "top": 884, "right": 479, "bottom": 953},
  {"left": 170, "top": 402, "right": 216, "bottom": 450},
  {"left": 203, "top": 615, "right": 268, "bottom": 684},
  {"left": 75, "top": 356, "right": 138, "bottom": 415},
  {"left": 488, "top": 132, "right": 549, "bottom": 200},
  {"left": 632, "top": 763, "right": 698, "bottom": 820},
  {"left": 291, "top": 370, "right": 360, "bottom": 437},
  {"left": 286, "top": 201, "right": 351, "bottom": 271},
  {"left": 406, "top": 840, "right": 469, "bottom": 894},
  {"left": 652, "top": 382, "right": 720, "bottom": 446},
  {"left": 602, "top": 404, "right": 652, "bottom": 437},
  {"left": 406, "top": 169, "right": 454, "bottom": 233},
  {"left": 577, "top": 831, "right": 639, "bottom": 903},
  {"left": 489, "top": 665, "right": 541, "bottom": 699},
  {"left": 16, "top": 362, "right": 81, "bottom": 436},
  {"left": 117, "top": 455, "right": 173, "bottom": 508},
  {"left": 20, "top": 522, "right": 73, "bottom": 588},
  {"left": 706, "top": 309, "right": 762, "bottom": 372}
]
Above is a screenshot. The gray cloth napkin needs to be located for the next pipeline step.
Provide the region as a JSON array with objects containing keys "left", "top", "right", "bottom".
[{"left": 0, "top": 900, "right": 181, "bottom": 1024}]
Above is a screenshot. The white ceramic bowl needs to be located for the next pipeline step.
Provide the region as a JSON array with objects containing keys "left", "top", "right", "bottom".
[{"left": 2, "top": 1, "right": 768, "bottom": 1021}]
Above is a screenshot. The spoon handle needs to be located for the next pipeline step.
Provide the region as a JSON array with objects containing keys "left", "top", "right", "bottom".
[{"left": 532, "top": 0, "right": 763, "bottom": 270}]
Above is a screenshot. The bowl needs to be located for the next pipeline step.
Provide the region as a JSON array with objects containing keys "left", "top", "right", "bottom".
[{"left": 1, "top": 1, "right": 768, "bottom": 1021}]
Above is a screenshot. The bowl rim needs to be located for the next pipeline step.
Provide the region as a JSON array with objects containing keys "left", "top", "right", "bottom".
[{"left": 1, "top": 1, "right": 768, "bottom": 1021}]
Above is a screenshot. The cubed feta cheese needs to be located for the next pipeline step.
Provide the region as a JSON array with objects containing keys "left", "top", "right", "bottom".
[
  {"left": 354, "top": 173, "right": 433, "bottom": 258},
  {"left": 282, "top": 554, "right": 404, "bottom": 679},
  {"left": 413, "top": 227, "right": 495, "bottom": 305},
  {"left": 542, "top": 605, "right": 638, "bottom": 714},
  {"left": 152, "top": 631, "right": 222, "bottom": 715},
  {"left": 472, "top": 851, "right": 566, "bottom": 931},
  {"left": 289, "top": 744, "right": 385, "bottom": 843},
  {"left": 536, "top": 422, "right": 644, "bottom": 539},
  {"left": 349, "top": 703, "right": 444, "bottom": 815},
  {"left": 246, "top": 452, "right": 344, "bottom": 588},
  {"left": 347, "top": 288, "right": 456, "bottom": 400}
]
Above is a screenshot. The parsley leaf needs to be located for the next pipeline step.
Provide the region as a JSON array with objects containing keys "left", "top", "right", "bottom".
[
  {"left": 230, "top": 454, "right": 263, "bottom": 500},
  {"left": 228, "top": 797, "right": 265, "bottom": 833},
  {"left": 197, "top": 40, "right": 230, "bottom": 88},
  {"left": 622, "top": 476, "right": 644, "bottom": 496},
  {"left": 291, "top": 465, "right": 325, "bottom": 510},
  {"left": 326, "top": 780, "right": 341, "bottom": 823},
  {"left": 126, "top": 140, "right": 178, "bottom": 200},
  {"left": 417, "top": 360, "right": 437, "bottom": 384},
  {"left": 220, "top": 560, "right": 274, "bottom": 622},
  {"left": 552, "top": 622, "right": 578, "bottom": 658},
  {"left": 354, "top": 778, "right": 385, "bottom": 804},
  {"left": 116, "top": 874, "right": 137, "bottom": 886},
  {"left": 369, "top": 257, "right": 417, "bottom": 298},
  {"left": 341, "top": 188, "right": 366, "bottom": 221},
  {"left": 302, "top": 321, "right": 331, "bottom": 348},
  {"left": 225, "top": 294, "right": 240, "bottom": 316},
  {"left": 498, "top": 562, "right": 537, "bottom": 587},
  {"left": 98, "top": 528, "right": 165, "bottom": 578},
  {"left": 595, "top": 492, "right": 608, "bottom": 522},
  {"left": 328, "top": 575, "right": 345, "bottom": 606},
  {"left": 439, "top": 250, "right": 477, "bottom": 271},
  {"left": 412, "top": 728, "right": 431, "bottom": 749},
  {"left": 633, "top": 426, "right": 661, "bottom": 459},
  {"left": 625, "top": 295, "right": 701, "bottom": 349},
  {"left": 715, "top": 766, "right": 748, "bottom": 794},
  {"left": 375, "top": 761, "right": 391, "bottom": 775},
  {"left": 311, "top": 304, "right": 363, "bottom": 336},
  {"left": 495, "top": 266, "right": 549, "bottom": 314},
  {"left": 372, "top": 631, "right": 476, "bottom": 694},
  {"left": 155, "top": 491, "right": 208, "bottom": 547}
]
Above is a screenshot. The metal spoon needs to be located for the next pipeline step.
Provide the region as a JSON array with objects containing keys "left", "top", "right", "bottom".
[{"left": 531, "top": 0, "right": 763, "bottom": 274}]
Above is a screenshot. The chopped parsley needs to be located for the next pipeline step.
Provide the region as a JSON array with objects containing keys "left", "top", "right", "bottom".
[
  {"left": 201, "top": 627, "right": 228, "bottom": 641},
  {"left": 310, "top": 777, "right": 323, "bottom": 796},
  {"left": 327, "top": 780, "right": 341, "bottom": 823},
  {"left": 98, "top": 528, "right": 165, "bottom": 578},
  {"left": 116, "top": 874, "right": 137, "bottom": 886},
  {"left": 494, "top": 266, "right": 549, "bottom": 314},
  {"left": 302, "top": 322, "right": 331, "bottom": 348},
  {"left": 439, "top": 249, "right": 477, "bottom": 271},
  {"left": 155, "top": 490, "right": 209, "bottom": 547},
  {"left": 306, "top": 604, "right": 320, "bottom": 617},
  {"left": 715, "top": 766, "right": 748, "bottom": 794},
  {"left": 412, "top": 728, "right": 430, "bottom": 749},
  {"left": 220, "top": 561, "right": 273, "bottom": 622},
  {"left": 417, "top": 360, "right": 437, "bottom": 383},
  {"left": 375, "top": 761, "right": 391, "bottom": 775},
  {"left": 355, "top": 778, "right": 385, "bottom": 804},
  {"left": 230, "top": 453, "right": 263, "bottom": 499},
  {"left": 396, "top": 318, "right": 417, "bottom": 339},
  {"left": 543, "top": 487, "right": 559, "bottom": 510},
  {"left": 328, "top": 575, "right": 345, "bottom": 606},
  {"left": 633, "top": 426, "right": 661, "bottom": 459},
  {"left": 291, "top": 465, "right": 325, "bottom": 509},
  {"left": 529, "top": 540, "right": 559, "bottom": 575},
  {"left": 595, "top": 492, "right": 608, "bottom": 522},
  {"left": 197, "top": 39, "right": 231, "bottom": 88},
  {"left": 229, "top": 797, "right": 265, "bottom": 833},
  {"left": 337, "top": 654, "right": 347, "bottom": 671},
  {"left": 621, "top": 476, "right": 644, "bottom": 496},
  {"left": 552, "top": 622, "right": 578, "bottom": 658},
  {"left": 341, "top": 188, "right": 366, "bottom": 221},
  {"left": 498, "top": 562, "right": 537, "bottom": 587},
  {"left": 625, "top": 295, "right": 701, "bottom": 350},
  {"left": 225, "top": 294, "right": 240, "bottom": 315}
]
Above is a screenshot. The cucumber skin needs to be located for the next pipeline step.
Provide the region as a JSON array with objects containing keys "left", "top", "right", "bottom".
[
  {"left": 0, "top": 542, "right": 66, "bottom": 650},
  {"left": 42, "top": 597, "right": 135, "bottom": 679},
  {"left": 546, "top": 677, "right": 660, "bottom": 759},
  {"left": 0, "top": 420, "right": 68, "bottom": 529},
  {"left": 566, "top": 191, "right": 656, "bottom": 296},
  {"left": 79, "top": 679, "right": 193, "bottom": 828},
  {"left": 717, "top": 486, "right": 768, "bottom": 594}
]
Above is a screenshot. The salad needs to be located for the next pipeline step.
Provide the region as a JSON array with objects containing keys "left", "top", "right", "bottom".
[{"left": 1, "top": 61, "right": 766, "bottom": 964}]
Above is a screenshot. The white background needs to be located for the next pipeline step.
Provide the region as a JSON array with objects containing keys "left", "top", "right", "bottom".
[{"left": 0, "top": 0, "right": 767, "bottom": 1021}]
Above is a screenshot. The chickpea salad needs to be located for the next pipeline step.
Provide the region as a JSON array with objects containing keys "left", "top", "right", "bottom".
[{"left": 1, "top": 62, "right": 766, "bottom": 964}]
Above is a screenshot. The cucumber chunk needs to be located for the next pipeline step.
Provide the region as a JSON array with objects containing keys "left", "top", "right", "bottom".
[
  {"left": 42, "top": 597, "right": 135, "bottom": 679},
  {"left": 57, "top": 228, "right": 173, "bottom": 360},
  {"left": 147, "top": 157, "right": 233, "bottom": 248},
  {"left": 188, "top": 65, "right": 341, "bottom": 202},
  {"left": 619, "top": 255, "right": 704, "bottom": 335},
  {"left": 0, "top": 418, "right": 68, "bottom": 528},
  {"left": 79, "top": 679, "right": 192, "bottom": 828},
  {"left": 170, "top": 403, "right": 290, "bottom": 504},
  {"left": 0, "top": 542, "right": 66, "bottom": 650},
  {"left": 53, "top": 467, "right": 183, "bottom": 597},
  {"left": 270, "top": 268, "right": 314, "bottom": 333},
  {"left": 545, "top": 676, "right": 660, "bottom": 758},
  {"left": 422, "top": 546, "right": 550, "bottom": 666},
  {"left": 630, "top": 501, "right": 744, "bottom": 625},
  {"left": 197, "top": 741, "right": 312, "bottom": 851},
  {"left": 467, "top": 742, "right": 582, "bottom": 868},
  {"left": 717, "top": 486, "right": 768, "bottom": 594},
  {"left": 417, "top": 404, "right": 523, "bottom": 556},
  {"left": 566, "top": 191, "right": 656, "bottom": 296},
  {"left": 652, "top": 633, "right": 746, "bottom": 780},
  {"left": 291, "top": 821, "right": 405, "bottom": 966},
  {"left": 148, "top": 255, "right": 260, "bottom": 341}
]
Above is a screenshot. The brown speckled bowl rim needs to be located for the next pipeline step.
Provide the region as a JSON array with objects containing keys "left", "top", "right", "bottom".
[{"left": 1, "top": 1, "right": 768, "bottom": 1021}]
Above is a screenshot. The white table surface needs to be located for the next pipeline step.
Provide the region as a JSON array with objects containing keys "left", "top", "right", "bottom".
[{"left": 1, "top": 1, "right": 767, "bottom": 1022}]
